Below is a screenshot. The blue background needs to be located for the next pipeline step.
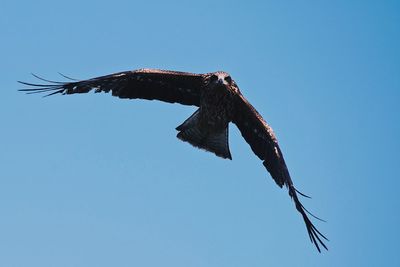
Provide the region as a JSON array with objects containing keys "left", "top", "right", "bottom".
[{"left": 1, "top": 0, "right": 399, "bottom": 266}]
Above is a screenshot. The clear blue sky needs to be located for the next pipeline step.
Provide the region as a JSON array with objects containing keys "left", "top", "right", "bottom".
[{"left": 1, "top": 0, "right": 399, "bottom": 266}]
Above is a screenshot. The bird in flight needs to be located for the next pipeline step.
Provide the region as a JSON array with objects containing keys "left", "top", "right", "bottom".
[{"left": 19, "top": 68, "right": 328, "bottom": 251}]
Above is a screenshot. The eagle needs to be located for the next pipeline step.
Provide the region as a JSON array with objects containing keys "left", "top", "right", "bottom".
[{"left": 19, "top": 68, "right": 328, "bottom": 252}]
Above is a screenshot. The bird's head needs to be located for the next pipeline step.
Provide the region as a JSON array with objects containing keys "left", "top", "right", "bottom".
[{"left": 207, "top": 71, "right": 234, "bottom": 91}]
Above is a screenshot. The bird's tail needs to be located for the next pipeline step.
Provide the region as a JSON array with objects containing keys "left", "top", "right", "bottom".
[{"left": 176, "top": 109, "right": 232, "bottom": 159}]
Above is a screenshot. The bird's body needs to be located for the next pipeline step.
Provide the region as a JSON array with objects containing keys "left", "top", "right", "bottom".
[
  {"left": 19, "top": 68, "right": 328, "bottom": 252},
  {"left": 177, "top": 71, "right": 236, "bottom": 159}
]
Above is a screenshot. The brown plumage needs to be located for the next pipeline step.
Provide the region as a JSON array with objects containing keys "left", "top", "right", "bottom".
[{"left": 19, "top": 68, "right": 328, "bottom": 252}]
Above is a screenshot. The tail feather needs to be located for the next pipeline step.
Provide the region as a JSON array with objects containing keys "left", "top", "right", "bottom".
[
  {"left": 176, "top": 110, "right": 232, "bottom": 159},
  {"left": 176, "top": 109, "right": 200, "bottom": 132}
]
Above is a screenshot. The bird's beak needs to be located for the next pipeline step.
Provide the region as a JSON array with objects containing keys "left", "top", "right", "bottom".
[{"left": 217, "top": 78, "right": 224, "bottom": 85}]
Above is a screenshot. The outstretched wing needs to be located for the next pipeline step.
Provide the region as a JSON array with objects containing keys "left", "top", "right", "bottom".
[
  {"left": 232, "top": 92, "right": 328, "bottom": 252},
  {"left": 19, "top": 69, "right": 204, "bottom": 106}
]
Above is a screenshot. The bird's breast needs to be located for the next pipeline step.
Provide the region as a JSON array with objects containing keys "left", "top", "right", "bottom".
[{"left": 199, "top": 89, "right": 234, "bottom": 130}]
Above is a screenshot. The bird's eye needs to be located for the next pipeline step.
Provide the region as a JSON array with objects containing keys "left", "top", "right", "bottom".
[
  {"left": 225, "top": 76, "right": 232, "bottom": 84},
  {"left": 210, "top": 75, "right": 218, "bottom": 82}
]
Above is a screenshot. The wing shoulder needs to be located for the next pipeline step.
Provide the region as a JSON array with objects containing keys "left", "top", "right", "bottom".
[{"left": 232, "top": 93, "right": 279, "bottom": 168}]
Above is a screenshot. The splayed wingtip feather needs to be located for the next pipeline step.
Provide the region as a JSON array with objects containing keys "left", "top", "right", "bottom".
[{"left": 30, "top": 73, "right": 65, "bottom": 84}]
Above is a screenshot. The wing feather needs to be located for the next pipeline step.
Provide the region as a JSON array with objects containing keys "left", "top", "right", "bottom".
[
  {"left": 232, "top": 92, "right": 328, "bottom": 252},
  {"left": 19, "top": 69, "right": 204, "bottom": 106}
]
